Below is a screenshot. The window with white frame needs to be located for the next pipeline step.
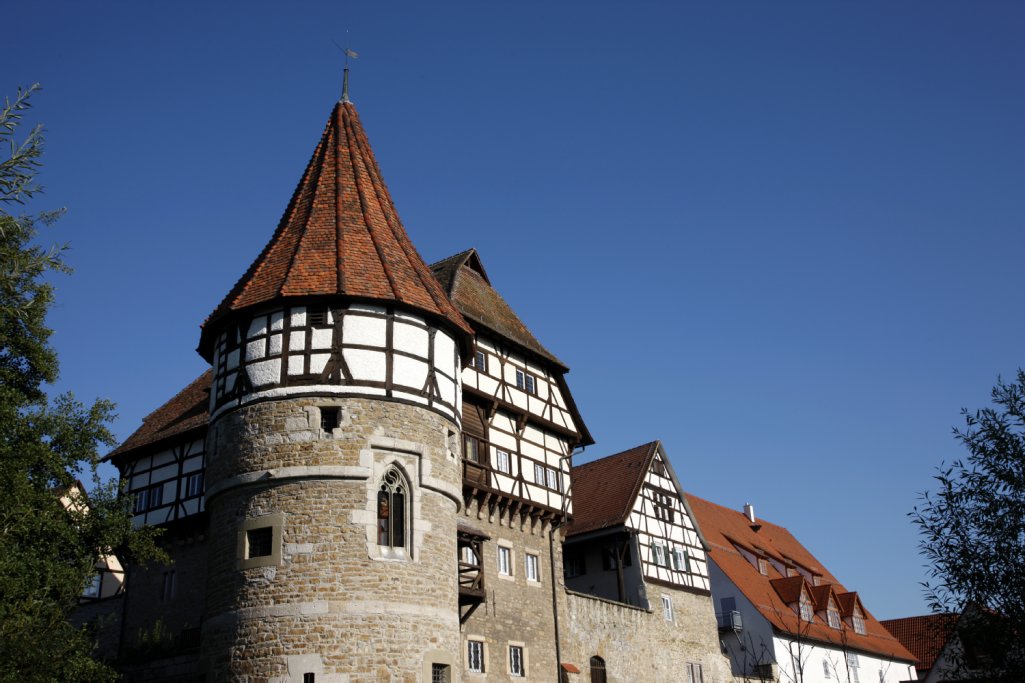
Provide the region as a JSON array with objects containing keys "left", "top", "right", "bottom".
[
  {"left": 467, "top": 640, "right": 485, "bottom": 673},
  {"left": 495, "top": 449, "right": 511, "bottom": 474},
  {"left": 497, "top": 546, "right": 512, "bottom": 576},
  {"left": 472, "top": 349, "right": 487, "bottom": 373},
  {"left": 545, "top": 467, "right": 560, "bottom": 491},
  {"left": 509, "top": 645, "right": 524, "bottom": 677},
  {"left": 652, "top": 542, "right": 667, "bottom": 568},
  {"left": 515, "top": 369, "right": 537, "bottom": 394},
  {"left": 799, "top": 591, "right": 814, "bottom": 622},
  {"left": 847, "top": 653, "right": 860, "bottom": 683},
  {"left": 853, "top": 606, "right": 866, "bottom": 635},
  {"left": 686, "top": 662, "right": 703, "bottom": 683},
  {"left": 661, "top": 595, "right": 673, "bottom": 621},
  {"left": 534, "top": 463, "right": 545, "bottom": 485},
  {"left": 185, "top": 472, "right": 204, "bottom": 499},
  {"left": 827, "top": 599, "right": 841, "bottom": 628},
  {"left": 671, "top": 547, "right": 687, "bottom": 572},
  {"left": 525, "top": 553, "right": 539, "bottom": 582}
]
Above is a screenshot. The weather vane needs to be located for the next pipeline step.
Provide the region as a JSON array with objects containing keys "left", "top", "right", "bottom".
[{"left": 332, "top": 37, "right": 359, "bottom": 103}]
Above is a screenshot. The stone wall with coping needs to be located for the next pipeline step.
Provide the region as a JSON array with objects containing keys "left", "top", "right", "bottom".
[{"left": 562, "top": 586, "right": 734, "bottom": 683}]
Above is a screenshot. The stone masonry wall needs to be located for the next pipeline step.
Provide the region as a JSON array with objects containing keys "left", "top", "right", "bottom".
[
  {"left": 562, "top": 585, "right": 734, "bottom": 683},
  {"left": 459, "top": 503, "right": 564, "bottom": 682},
  {"left": 202, "top": 396, "right": 463, "bottom": 682}
]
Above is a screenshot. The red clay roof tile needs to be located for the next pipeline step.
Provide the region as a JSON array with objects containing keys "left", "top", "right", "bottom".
[
  {"left": 567, "top": 442, "right": 659, "bottom": 536},
  {"left": 880, "top": 613, "right": 959, "bottom": 670},
  {"left": 199, "top": 101, "right": 471, "bottom": 360},
  {"left": 685, "top": 493, "right": 916, "bottom": 663}
]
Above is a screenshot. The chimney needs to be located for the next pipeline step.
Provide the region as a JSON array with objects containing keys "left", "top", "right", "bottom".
[{"left": 743, "top": 503, "right": 756, "bottom": 524}]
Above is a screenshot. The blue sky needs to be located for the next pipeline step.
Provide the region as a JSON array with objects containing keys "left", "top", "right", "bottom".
[{"left": 7, "top": 1, "right": 1023, "bottom": 621}]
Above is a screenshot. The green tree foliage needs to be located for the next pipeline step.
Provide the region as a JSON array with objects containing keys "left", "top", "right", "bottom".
[
  {"left": 0, "top": 85, "right": 160, "bottom": 682},
  {"left": 911, "top": 371, "right": 1025, "bottom": 681}
]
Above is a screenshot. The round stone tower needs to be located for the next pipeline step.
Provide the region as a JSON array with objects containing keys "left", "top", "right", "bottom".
[{"left": 196, "top": 96, "right": 474, "bottom": 682}]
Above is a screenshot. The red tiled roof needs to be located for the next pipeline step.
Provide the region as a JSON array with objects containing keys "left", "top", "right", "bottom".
[
  {"left": 431, "top": 248, "right": 593, "bottom": 446},
  {"left": 685, "top": 493, "right": 916, "bottom": 663},
  {"left": 880, "top": 613, "right": 959, "bottom": 671},
  {"left": 199, "top": 101, "right": 472, "bottom": 360},
  {"left": 771, "top": 576, "right": 805, "bottom": 604},
  {"left": 430, "top": 248, "right": 564, "bottom": 369},
  {"left": 567, "top": 442, "right": 660, "bottom": 536},
  {"left": 105, "top": 371, "right": 212, "bottom": 463}
]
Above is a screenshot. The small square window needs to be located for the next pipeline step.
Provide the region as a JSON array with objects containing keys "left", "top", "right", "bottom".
[
  {"left": 758, "top": 557, "right": 769, "bottom": 575},
  {"left": 565, "top": 552, "right": 585, "bottom": 578},
  {"left": 662, "top": 595, "right": 674, "bottom": 621},
  {"left": 303, "top": 674, "right": 315, "bottom": 683},
  {"left": 498, "top": 546, "right": 512, "bottom": 576},
  {"left": 545, "top": 467, "right": 560, "bottom": 491},
  {"left": 534, "top": 463, "right": 545, "bottom": 485},
  {"left": 525, "top": 554, "right": 539, "bottom": 582},
  {"left": 652, "top": 543, "right": 666, "bottom": 567},
  {"left": 431, "top": 664, "right": 450, "bottom": 683},
  {"left": 247, "top": 527, "right": 274, "bottom": 558},
  {"left": 509, "top": 645, "right": 524, "bottom": 677},
  {"left": 320, "top": 407, "right": 341, "bottom": 432},
  {"left": 468, "top": 640, "right": 485, "bottom": 673},
  {"left": 687, "top": 662, "right": 703, "bottom": 683},
  {"left": 308, "top": 306, "right": 329, "bottom": 327}
]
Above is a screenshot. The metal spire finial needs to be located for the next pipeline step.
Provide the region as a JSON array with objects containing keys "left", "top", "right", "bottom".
[{"left": 334, "top": 39, "right": 359, "bottom": 103}]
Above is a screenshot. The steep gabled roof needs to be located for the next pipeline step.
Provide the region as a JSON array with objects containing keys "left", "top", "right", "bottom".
[
  {"left": 105, "top": 371, "right": 212, "bottom": 463},
  {"left": 685, "top": 493, "right": 915, "bottom": 663},
  {"left": 568, "top": 441, "right": 658, "bottom": 536},
  {"left": 198, "top": 100, "right": 472, "bottom": 360},
  {"left": 880, "top": 613, "right": 959, "bottom": 671},
  {"left": 429, "top": 248, "right": 564, "bottom": 369}
]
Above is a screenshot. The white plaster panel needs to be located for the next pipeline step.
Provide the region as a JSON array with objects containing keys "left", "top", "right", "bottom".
[
  {"left": 246, "top": 339, "right": 265, "bottom": 360},
  {"left": 247, "top": 359, "right": 281, "bottom": 387},
  {"left": 268, "top": 333, "right": 283, "bottom": 355},
  {"left": 287, "top": 356, "right": 305, "bottom": 376},
  {"left": 433, "top": 333, "right": 455, "bottom": 373},
  {"left": 148, "top": 450, "right": 171, "bottom": 468},
  {"left": 226, "top": 349, "right": 239, "bottom": 371},
  {"left": 248, "top": 317, "right": 267, "bottom": 338},
  {"left": 344, "top": 348, "right": 386, "bottom": 382},
  {"left": 150, "top": 464, "right": 178, "bottom": 483},
  {"left": 129, "top": 473, "right": 149, "bottom": 490},
  {"left": 435, "top": 375, "right": 455, "bottom": 406},
  {"left": 308, "top": 353, "right": 330, "bottom": 375},
  {"left": 289, "top": 330, "right": 305, "bottom": 351},
  {"left": 183, "top": 499, "right": 200, "bottom": 516},
  {"left": 392, "top": 390, "right": 428, "bottom": 406},
  {"left": 392, "top": 322, "right": 428, "bottom": 356},
  {"left": 290, "top": 308, "right": 306, "bottom": 327},
  {"left": 311, "top": 328, "right": 332, "bottom": 349},
  {"left": 392, "top": 355, "right": 427, "bottom": 390},
  {"left": 343, "top": 314, "right": 386, "bottom": 347},
  {"left": 182, "top": 456, "right": 204, "bottom": 473},
  {"left": 270, "top": 311, "right": 284, "bottom": 331}
]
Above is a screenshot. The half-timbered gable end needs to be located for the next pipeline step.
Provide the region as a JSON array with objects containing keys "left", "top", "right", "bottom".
[
  {"left": 105, "top": 371, "right": 211, "bottom": 528},
  {"left": 565, "top": 441, "right": 711, "bottom": 606},
  {"left": 431, "top": 248, "right": 592, "bottom": 522}
]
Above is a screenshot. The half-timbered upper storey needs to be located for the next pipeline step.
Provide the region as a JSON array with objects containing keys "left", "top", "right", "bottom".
[
  {"left": 431, "top": 249, "right": 592, "bottom": 520},
  {"left": 565, "top": 441, "right": 711, "bottom": 606}
]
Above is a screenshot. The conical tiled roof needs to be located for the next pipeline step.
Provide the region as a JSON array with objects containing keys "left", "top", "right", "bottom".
[{"left": 198, "top": 100, "right": 472, "bottom": 360}]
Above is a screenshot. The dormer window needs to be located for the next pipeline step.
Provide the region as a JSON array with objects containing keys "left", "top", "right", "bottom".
[
  {"left": 758, "top": 558, "right": 769, "bottom": 575},
  {"left": 798, "top": 591, "right": 814, "bottom": 622},
  {"left": 515, "top": 370, "right": 537, "bottom": 394},
  {"left": 852, "top": 606, "right": 866, "bottom": 635},
  {"left": 827, "top": 600, "right": 841, "bottom": 629}
]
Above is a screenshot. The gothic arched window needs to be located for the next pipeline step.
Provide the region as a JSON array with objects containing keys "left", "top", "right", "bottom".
[{"left": 377, "top": 468, "right": 407, "bottom": 549}]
